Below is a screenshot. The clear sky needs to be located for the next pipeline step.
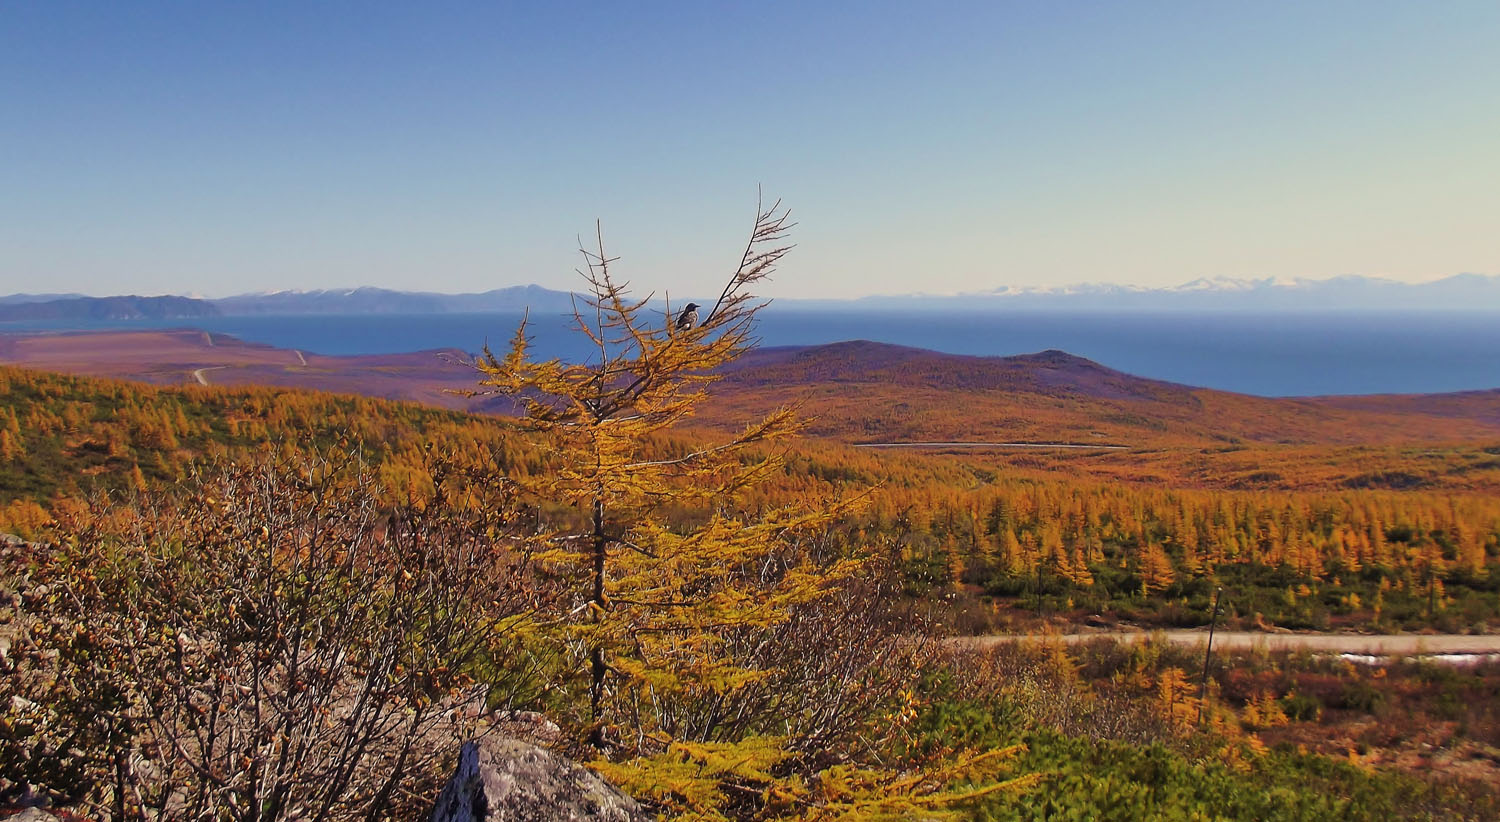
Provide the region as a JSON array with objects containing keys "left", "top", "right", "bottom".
[{"left": 3, "top": 1, "right": 1497, "bottom": 299}]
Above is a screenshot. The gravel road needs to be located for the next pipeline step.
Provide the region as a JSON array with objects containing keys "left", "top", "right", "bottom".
[{"left": 964, "top": 631, "right": 1500, "bottom": 655}]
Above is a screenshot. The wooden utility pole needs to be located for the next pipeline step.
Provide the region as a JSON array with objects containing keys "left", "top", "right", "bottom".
[{"left": 1198, "top": 586, "right": 1223, "bottom": 724}]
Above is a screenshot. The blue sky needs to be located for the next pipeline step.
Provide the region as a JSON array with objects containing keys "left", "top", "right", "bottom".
[{"left": 3, "top": 1, "right": 1497, "bottom": 299}]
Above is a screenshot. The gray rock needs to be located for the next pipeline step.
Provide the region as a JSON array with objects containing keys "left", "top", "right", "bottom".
[
  {"left": 7, "top": 809, "right": 62, "bottom": 822},
  {"left": 489, "top": 711, "right": 563, "bottom": 747},
  {"left": 431, "top": 737, "right": 650, "bottom": 822}
]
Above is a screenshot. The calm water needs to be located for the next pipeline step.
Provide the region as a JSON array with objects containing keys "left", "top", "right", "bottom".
[{"left": 4, "top": 310, "right": 1499, "bottom": 397}]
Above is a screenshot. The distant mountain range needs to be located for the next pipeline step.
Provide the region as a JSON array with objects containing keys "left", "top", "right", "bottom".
[
  {"left": 2, "top": 274, "right": 1496, "bottom": 320},
  {"left": 824, "top": 273, "right": 1500, "bottom": 312},
  {"left": 209, "top": 285, "right": 578, "bottom": 315},
  {"left": 0, "top": 295, "right": 219, "bottom": 322},
  {"left": 0, "top": 286, "right": 580, "bottom": 321},
  {"left": 0, "top": 292, "right": 87, "bottom": 305}
]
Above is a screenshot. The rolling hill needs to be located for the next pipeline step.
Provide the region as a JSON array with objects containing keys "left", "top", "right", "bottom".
[
  {"left": 702, "top": 340, "right": 1500, "bottom": 448},
  {"left": 0, "top": 329, "right": 479, "bottom": 410},
  {"left": 3, "top": 330, "right": 1499, "bottom": 495}
]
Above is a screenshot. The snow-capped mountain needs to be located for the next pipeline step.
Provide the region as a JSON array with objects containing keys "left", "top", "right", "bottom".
[{"left": 833, "top": 273, "right": 1500, "bottom": 312}]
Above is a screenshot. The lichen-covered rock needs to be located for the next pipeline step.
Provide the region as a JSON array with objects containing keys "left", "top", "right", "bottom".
[
  {"left": 5, "top": 809, "right": 63, "bottom": 822},
  {"left": 430, "top": 737, "right": 649, "bottom": 822},
  {"left": 488, "top": 711, "right": 563, "bottom": 747}
]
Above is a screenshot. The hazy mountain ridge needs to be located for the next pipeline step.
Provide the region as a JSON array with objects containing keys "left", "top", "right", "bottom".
[
  {"left": 209, "top": 285, "right": 579, "bottom": 315},
  {"left": 831, "top": 272, "right": 1500, "bottom": 312},
  {"left": 0, "top": 295, "right": 219, "bottom": 321},
  {"left": 4, "top": 273, "right": 1496, "bottom": 318},
  {"left": 0, "top": 292, "right": 87, "bottom": 305},
  {"left": 0, "top": 286, "right": 579, "bottom": 319}
]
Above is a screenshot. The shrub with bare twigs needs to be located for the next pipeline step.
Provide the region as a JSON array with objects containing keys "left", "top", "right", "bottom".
[{"left": 1, "top": 447, "right": 551, "bottom": 821}]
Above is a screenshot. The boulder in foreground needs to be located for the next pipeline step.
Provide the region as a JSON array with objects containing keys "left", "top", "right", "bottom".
[{"left": 430, "top": 737, "right": 649, "bottom": 822}]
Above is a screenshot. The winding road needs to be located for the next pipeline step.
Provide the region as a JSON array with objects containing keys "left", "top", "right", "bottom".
[
  {"left": 191, "top": 366, "right": 228, "bottom": 386},
  {"left": 193, "top": 350, "right": 300, "bottom": 385}
]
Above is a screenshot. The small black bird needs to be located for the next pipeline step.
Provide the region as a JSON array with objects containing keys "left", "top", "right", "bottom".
[{"left": 675, "top": 302, "right": 699, "bottom": 330}]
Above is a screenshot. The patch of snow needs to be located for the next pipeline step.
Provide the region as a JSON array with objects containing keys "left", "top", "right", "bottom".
[{"left": 1339, "top": 652, "right": 1500, "bottom": 666}]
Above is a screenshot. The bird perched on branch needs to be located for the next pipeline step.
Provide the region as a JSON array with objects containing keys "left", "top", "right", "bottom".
[{"left": 675, "top": 302, "right": 699, "bottom": 330}]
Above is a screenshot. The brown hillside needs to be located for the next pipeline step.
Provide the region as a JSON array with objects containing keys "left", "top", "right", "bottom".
[
  {"left": 0, "top": 329, "right": 481, "bottom": 409},
  {"left": 4, "top": 330, "right": 1498, "bottom": 455},
  {"left": 701, "top": 340, "right": 1500, "bottom": 448}
]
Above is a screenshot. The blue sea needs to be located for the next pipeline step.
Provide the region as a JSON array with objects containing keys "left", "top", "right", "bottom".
[{"left": 4, "top": 310, "right": 1499, "bottom": 397}]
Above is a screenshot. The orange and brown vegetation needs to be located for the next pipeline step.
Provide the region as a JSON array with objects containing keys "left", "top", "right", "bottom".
[
  {"left": 2, "top": 451, "right": 544, "bottom": 817},
  {"left": 919, "top": 637, "right": 1500, "bottom": 819},
  {"left": 3, "top": 344, "right": 1498, "bottom": 636},
  {"left": 4, "top": 240, "right": 1500, "bottom": 819}
]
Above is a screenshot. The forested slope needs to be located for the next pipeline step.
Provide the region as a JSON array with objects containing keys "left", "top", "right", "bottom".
[{"left": 3, "top": 364, "right": 1497, "bottom": 634}]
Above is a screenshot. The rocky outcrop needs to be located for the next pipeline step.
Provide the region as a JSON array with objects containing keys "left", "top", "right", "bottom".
[
  {"left": 5, "top": 810, "right": 61, "bottom": 822},
  {"left": 430, "top": 737, "right": 649, "bottom": 822}
]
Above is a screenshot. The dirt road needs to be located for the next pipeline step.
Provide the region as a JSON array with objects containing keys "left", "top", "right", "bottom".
[
  {"left": 855, "top": 441, "right": 1128, "bottom": 450},
  {"left": 192, "top": 365, "right": 228, "bottom": 385},
  {"left": 964, "top": 631, "right": 1500, "bottom": 655}
]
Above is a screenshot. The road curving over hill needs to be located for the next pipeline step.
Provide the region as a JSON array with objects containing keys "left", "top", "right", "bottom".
[{"left": 192, "top": 365, "right": 228, "bottom": 385}]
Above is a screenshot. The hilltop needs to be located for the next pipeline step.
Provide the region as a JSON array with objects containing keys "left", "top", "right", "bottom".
[{"left": 702, "top": 340, "right": 1500, "bottom": 448}]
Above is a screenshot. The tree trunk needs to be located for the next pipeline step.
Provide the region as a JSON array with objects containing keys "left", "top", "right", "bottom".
[{"left": 589, "top": 495, "right": 607, "bottom": 737}]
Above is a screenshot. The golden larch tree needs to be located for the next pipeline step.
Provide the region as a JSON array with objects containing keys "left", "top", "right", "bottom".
[
  {"left": 471, "top": 197, "right": 1036, "bottom": 819},
  {"left": 473, "top": 199, "right": 831, "bottom": 739}
]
